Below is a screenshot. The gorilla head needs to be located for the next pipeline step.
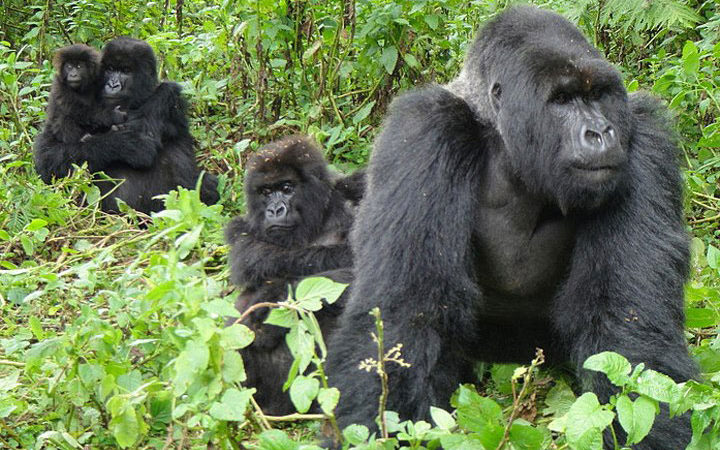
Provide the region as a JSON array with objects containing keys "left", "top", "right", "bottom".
[
  {"left": 52, "top": 44, "right": 100, "bottom": 93},
  {"left": 461, "top": 7, "right": 632, "bottom": 213},
  {"left": 101, "top": 37, "right": 159, "bottom": 108},
  {"left": 244, "top": 136, "right": 336, "bottom": 248}
]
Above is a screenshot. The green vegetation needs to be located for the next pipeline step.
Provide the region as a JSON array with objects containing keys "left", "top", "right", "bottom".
[{"left": 0, "top": 0, "right": 718, "bottom": 449}]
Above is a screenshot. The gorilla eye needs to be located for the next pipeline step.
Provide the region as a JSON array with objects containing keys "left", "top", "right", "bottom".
[
  {"left": 588, "top": 89, "right": 605, "bottom": 101},
  {"left": 259, "top": 187, "right": 272, "bottom": 196},
  {"left": 281, "top": 183, "right": 294, "bottom": 194},
  {"left": 551, "top": 92, "right": 572, "bottom": 105}
]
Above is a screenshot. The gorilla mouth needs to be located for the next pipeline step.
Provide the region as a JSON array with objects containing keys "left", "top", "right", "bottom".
[
  {"left": 570, "top": 164, "right": 619, "bottom": 182},
  {"left": 266, "top": 224, "right": 296, "bottom": 233},
  {"left": 572, "top": 164, "right": 618, "bottom": 172}
]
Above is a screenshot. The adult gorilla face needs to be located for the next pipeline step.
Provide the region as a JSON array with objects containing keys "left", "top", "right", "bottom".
[
  {"left": 477, "top": 15, "right": 633, "bottom": 213},
  {"left": 101, "top": 37, "right": 158, "bottom": 108},
  {"left": 103, "top": 65, "right": 132, "bottom": 99}
]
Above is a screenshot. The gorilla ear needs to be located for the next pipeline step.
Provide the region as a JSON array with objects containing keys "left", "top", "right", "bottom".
[{"left": 490, "top": 82, "right": 502, "bottom": 114}]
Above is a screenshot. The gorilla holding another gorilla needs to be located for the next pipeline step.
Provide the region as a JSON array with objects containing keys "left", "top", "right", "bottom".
[
  {"left": 43, "top": 44, "right": 127, "bottom": 144},
  {"left": 326, "top": 6, "right": 696, "bottom": 449},
  {"left": 34, "top": 37, "right": 218, "bottom": 214}
]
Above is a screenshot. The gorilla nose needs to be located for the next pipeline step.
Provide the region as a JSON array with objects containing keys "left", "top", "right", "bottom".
[
  {"left": 266, "top": 203, "right": 287, "bottom": 219},
  {"left": 580, "top": 124, "right": 617, "bottom": 152},
  {"left": 105, "top": 80, "right": 122, "bottom": 94}
]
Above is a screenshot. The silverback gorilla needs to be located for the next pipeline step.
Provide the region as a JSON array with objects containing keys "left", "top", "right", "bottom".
[
  {"left": 326, "top": 7, "right": 696, "bottom": 449},
  {"left": 34, "top": 37, "right": 218, "bottom": 214},
  {"left": 226, "top": 136, "right": 363, "bottom": 414}
]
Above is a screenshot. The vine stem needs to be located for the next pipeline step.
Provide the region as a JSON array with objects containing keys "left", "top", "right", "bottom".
[{"left": 495, "top": 349, "right": 545, "bottom": 450}]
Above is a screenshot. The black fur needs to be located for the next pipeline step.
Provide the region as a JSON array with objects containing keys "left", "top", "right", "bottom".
[
  {"left": 34, "top": 37, "right": 219, "bottom": 214},
  {"left": 226, "top": 136, "right": 361, "bottom": 415},
  {"left": 326, "top": 7, "right": 696, "bottom": 449},
  {"left": 44, "top": 44, "right": 126, "bottom": 144}
]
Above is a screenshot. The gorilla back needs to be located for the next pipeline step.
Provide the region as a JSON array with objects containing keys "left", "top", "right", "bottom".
[{"left": 326, "top": 6, "right": 695, "bottom": 449}]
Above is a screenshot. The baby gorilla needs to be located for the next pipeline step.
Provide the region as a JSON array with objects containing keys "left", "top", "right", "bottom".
[
  {"left": 45, "top": 44, "right": 127, "bottom": 144},
  {"left": 225, "top": 136, "right": 363, "bottom": 415}
]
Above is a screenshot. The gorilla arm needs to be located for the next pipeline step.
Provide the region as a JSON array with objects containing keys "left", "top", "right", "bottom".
[
  {"left": 121, "top": 81, "right": 188, "bottom": 144},
  {"left": 551, "top": 94, "right": 696, "bottom": 449},
  {"left": 226, "top": 216, "right": 353, "bottom": 289},
  {"left": 326, "top": 86, "right": 487, "bottom": 430},
  {"left": 33, "top": 126, "right": 159, "bottom": 184},
  {"left": 334, "top": 169, "right": 366, "bottom": 206}
]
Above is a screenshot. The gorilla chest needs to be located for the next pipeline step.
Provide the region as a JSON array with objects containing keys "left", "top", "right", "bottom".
[{"left": 473, "top": 202, "right": 576, "bottom": 313}]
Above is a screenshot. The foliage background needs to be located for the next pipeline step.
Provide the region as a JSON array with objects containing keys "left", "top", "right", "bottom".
[{"left": 0, "top": 0, "right": 718, "bottom": 449}]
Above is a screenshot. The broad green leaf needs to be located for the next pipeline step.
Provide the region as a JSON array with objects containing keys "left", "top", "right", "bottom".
[
  {"left": 220, "top": 324, "right": 255, "bottom": 350},
  {"left": 565, "top": 393, "right": 614, "bottom": 450},
  {"left": 635, "top": 369, "right": 679, "bottom": 403},
  {"left": 343, "top": 424, "right": 369, "bottom": 445},
  {"left": 439, "top": 434, "right": 485, "bottom": 450},
  {"left": 175, "top": 224, "right": 203, "bottom": 258},
  {"left": 686, "top": 307, "right": 720, "bottom": 329},
  {"left": 424, "top": 14, "right": 440, "bottom": 30},
  {"left": 109, "top": 404, "right": 141, "bottom": 448},
  {"left": 616, "top": 394, "right": 657, "bottom": 445},
  {"left": 583, "top": 352, "right": 631, "bottom": 387},
  {"left": 192, "top": 317, "right": 217, "bottom": 342},
  {"left": 379, "top": 46, "right": 398, "bottom": 74},
  {"left": 285, "top": 321, "right": 314, "bottom": 374},
  {"left": 403, "top": 54, "right": 419, "bottom": 69},
  {"left": 28, "top": 316, "right": 44, "bottom": 340},
  {"left": 452, "top": 385, "right": 502, "bottom": 433},
  {"left": 509, "top": 421, "right": 548, "bottom": 450},
  {"left": 20, "top": 235, "right": 33, "bottom": 256},
  {"left": 222, "top": 350, "right": 247, "bottom": 383},
  {"left": 295, "top": 277, "right": 348, "bottom": 306},
  {"left": 209, "top": 388, "right": 254, "bottom": 420},
  {"left": 25, "top": 219, "right": 47, "bottom": 232},
  {"left": 475, "top": 422, "right": 505, "bottom": 449},
  {"left": 543, "top": 380, "right": 576, "bottom": 416},
  {"left": 289, "top": 375, "right": 319, "bottom": 413},
  {"left": 352, "top": 101, "right": 376, "bottom": 125},
  {"left": 681, "top": 41, "right": 699, "bottom": 77},
  {"left": 202, "top": 298, "right": 241, "bottom": 318},
  {"left": 258, "top": 429, "right": 299, "bottom": 450},
  {"left": 0, "top": 372, "right": 20, "bottom": 392},
  {"left": 317, "top": 387, "right": 339, "bottom": 414},
  {"left": 707, "top": 245, "right": 720, "bottom": 270},
  {"left": 173, "top": 339, "right": 210, "bottom": 396},
  {"left": 266, "top": 307, "right": 296, "bottom": 328},
  {"left": 490, "top": 363, "right": 519, "bottom": 395},
  {"left": 430, "top": 406, "right": 456, "bottom": 430}
]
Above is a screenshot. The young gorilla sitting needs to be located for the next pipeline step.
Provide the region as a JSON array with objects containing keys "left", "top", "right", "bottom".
[
  {"left": 225, "top": 135, "right": 364, "bottom": 415},
  {"left": 45, "top": 44, "right": 127, "bottom": 144}
]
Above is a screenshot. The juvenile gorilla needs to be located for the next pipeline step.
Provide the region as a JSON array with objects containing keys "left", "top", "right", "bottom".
[
  {"left": 34, "top": 37, "right": 219, "bottom": 214},
  {"left": 226, "top": 136, "right": 362, "bottom": 415},
  {"left": 45, "top": 44, "right": 127, "bottom": 144},
  {"left": 326, "top": 7, "right": 696, "bottom": 449}
]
